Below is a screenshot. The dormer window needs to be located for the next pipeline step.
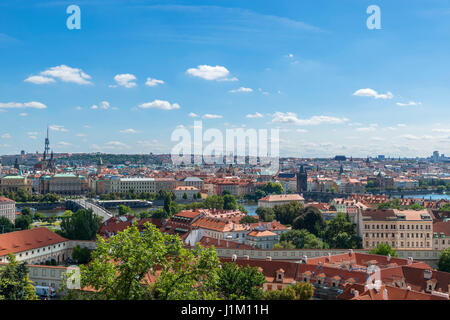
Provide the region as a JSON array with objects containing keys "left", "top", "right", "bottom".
[{"left": 275, "top": 269, "right": 285, "bottom": 283}]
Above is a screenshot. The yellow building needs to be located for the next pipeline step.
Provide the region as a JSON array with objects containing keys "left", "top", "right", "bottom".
[{"left": 0, "top": 175, "right": 32, "bottom": 195}]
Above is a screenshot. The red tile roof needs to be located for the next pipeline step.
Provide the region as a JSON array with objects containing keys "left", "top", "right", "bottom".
[{"left": 0, "top": 227, "right": 68, "bottom": 256}]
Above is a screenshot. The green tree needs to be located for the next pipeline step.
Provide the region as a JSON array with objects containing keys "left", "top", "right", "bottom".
[
  {"left": 60, "top": 209, "right": 102, "bottom": 240},
  {"left": 21, "top": 207, "right": 33, "bottom": 217},
  {"left": 118, "top": 205, "right": 132, "bottom": 216},
  {"left": 239, "top": 215, "right": 259, "bottom": 224},
  {"left": 279, "top": 230, "right": 327, "bottom": 249},
  {"left": 182, "top": 192, "right": 188, "bottom": 200},
  {"left": 441, "top": 203, "right": 450, "bottom": 212},
  {"left": 369, "top": 243, "right": 398, "bottom": 257},
  {"left": 75, "top": 223, "right": 220, "bottom": 300},
  {"left": 262, "top": 182, "right": 284, "bottom": 195},
  {"left": 438, "top": 248, "right": 450, "bottom": 273},
  {"left": 323, "top": 213, "right": 361, "bottom": 249},
  {"left": 273, "top": 241, "right": 296, "bottom": 249},
  {"left": 223, "top": 194, "right": 238, "bottom": 210},
  {"left": 0, "top": 216, "right": 15, "bottom": 234},
  {"left": 0, "top": 253, "right": 38, "bottom": 300},
  {"left": 217, "top": 263, "right": 266, "bottom": 300},
  {"left": 292, "top": 206, "right": 326, "bottom": 236},
  {"left": 256, "top": 207, "right": 275, "bottom": 222},
  {"left": 14, "top": 215, "right": 32, "bottom": 231},
  {"left": 291, "top": 282, "right": 314, "bottom": 300},
  {"left": 72, "top": 245, "right": 92, "bottom": 264},
  {"left": 203, "top": 195, "right": 224, "bottom": 210},
  {"left": 273, "top": 201, "right": 303, "bottom": 225}
]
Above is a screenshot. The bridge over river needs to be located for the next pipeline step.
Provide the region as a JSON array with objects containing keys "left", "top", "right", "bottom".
[{"left": 66, "top": 199, "right": 113, "bottom": 222}]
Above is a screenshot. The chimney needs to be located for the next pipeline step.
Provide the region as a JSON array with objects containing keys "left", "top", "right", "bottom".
[
  {"left": 407, "top": 257, "right": 413, "bottom": 265},
  {"left": 266, "top": 256, "right": 272, "bottom": 261},
  {"left": 349, "top": 249, "right": 353, "bottom": 256},
  {"left": 424, "top": 269, "right": 432, "bottom": 280},
  {"left": 382, "top": 288, "right": 388, "bottom": 300},
  {"left": 387, "top": 254, "right": 391, "bottom": 263},
  {"left": 353, "top": 290, "right": 359, "bottom": 297},
  {"left": 231, "top": 254, "right": 237, "bottom": 262}
]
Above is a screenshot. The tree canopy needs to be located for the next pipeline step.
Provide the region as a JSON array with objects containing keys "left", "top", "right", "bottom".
[
  {"left": 279, "top": 229, "right": 327, "bottom": 249},
  {"left": 369, "top": 243, "right": 398, "bottom": 257},
  {"left": 323, "top": 213, "right": 362, "bottom": 249},
  {"left": 292, "top": 206, "right": 326, "bottom": 236},
  {"left": 59, "top": 209, "right": 102, "bottom": 240},
  {"left": 0, "top": 254, "right": 37, "bottom": 300},
  {"left": 217, "top": 263, "right": 266, "bottom": 300},
  {"left": 438, "top": 248, "right": 450, "bottom": 273}
]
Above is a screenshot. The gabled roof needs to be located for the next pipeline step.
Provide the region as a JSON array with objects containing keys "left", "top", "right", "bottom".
[{"left": 0, "top": 227, "right": 68, "bottom": 256}]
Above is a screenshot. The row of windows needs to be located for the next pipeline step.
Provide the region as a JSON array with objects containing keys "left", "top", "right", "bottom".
[
  {"left": 364, "top": 233, "right": 430, "bottom": 239},
  {"left": 366, "top": 241, "right": 430, "bottom": 248},
  {"left": 365, "top": 224, "right": 431, "bottom": 230}
]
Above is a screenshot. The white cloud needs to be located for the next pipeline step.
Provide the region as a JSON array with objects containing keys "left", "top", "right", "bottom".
[
  {"left": 396, "top": 101, "right": 422, "bottom": 107},
  {"left": 0, "top": 101, "right": 47, "bottom": 109},
  {"left": 75, "top": 106, "right": 82, "bottom": 110},
  {"left": 246, "top": 112, "right": 263, "bottom": 118},
  {"left": 356, "top": 127, "right": 376, "bottom": 132},
  {"left": 1, "top": 133, "right": 11, "bottom": 139},
  {"left": 296, "top": 129, "right": 308, "bottom": 133},
  {"left": 230, "top": 87, "right": 253, "bottom": 93},
  {"left": 91, "top": 101, "right": 111, "bottom": 110},
  {"left": 76, "top": 133, "right": 87, "bottom": 137},
  {"left": 353, "top": 88, "right": 394, "bottom": 99},
  {"left": 188, "top": 112, "right": 199, "bottom": 118},
  {"left": 104, "top": 141, "right": 130, "bottom": 149},
  {"left": 137, "top": 100, "right": 180, "bottom": 110},
  {"left": 49, "top": 125, "right": 69, "bottom": 132},
  {"left": 145, "top": 77, "right": 165, "bottom": 87},
  {"left": 19, "top": 113, "right": 28, "bottom": 117},
  {"left": 272, "top": 112, "right": 348, "bottom": 126},
  {"left": 24, "top": 75, "right": 56, "bottom": 84},
  {"left": 203, "top": 114, "right": 223, "bottom": 119},
  {"left": 186, "top": 65, "right": 237, "bottom": 81},
  {"left": 57, "top": 141, "right": 72, "bottom": 146},
  {"left": 432, "top": 128, "right": 450, "bottom": 133},
  {"left": 111, "top": 74, "right": 137, "bottom": 88},
  {"left": 120, "top": 128, "right": 138, "bottom": 134},
  {"left": 37, "top": 65, "right": 92, "bottom": 85}
]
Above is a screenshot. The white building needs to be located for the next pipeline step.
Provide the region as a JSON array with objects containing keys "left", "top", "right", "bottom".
[
  {"left": 103, "top": 176, "right": 156, "bottom": 194},
  {"left": 258, "top": 194, "right": 305, "bottom": 208},
  {"left": 173, "top": 186, "right": 199, "bottom": 200},
  {"left": 0, "top": 196, "right": 16, "bottom": 223}
]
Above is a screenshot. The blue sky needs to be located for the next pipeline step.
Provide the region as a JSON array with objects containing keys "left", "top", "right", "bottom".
[{"left": 1, "top": 0, "right": 450, "bottom": 157}]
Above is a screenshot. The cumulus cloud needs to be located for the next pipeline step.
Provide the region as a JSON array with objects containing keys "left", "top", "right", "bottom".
[
  {"left": 28, "top": 65, "right": 92, "bottom": 85},
  {"left": 19, "top": 113, "right": 28, "bottom": 117},
  {"left": 0, "top": 101, "right": 47, "bottom": 109},
  {"left": 246, "top": 112, "right": 263, "bottom": 118},
  {"left": 120, "top": 128, "right": 138, "bottom": 134},
  {"left": 230, "top": 87, "right": 253, "bottom": 93},
  {"left": 353, "top": 88, "right": 394, "bottom": 99},
  {"left": 111, "top": 74, "right": 137, "bottom": 88},
  {"left": 272, "top": 112, "right": 348, "bottom": 126},
  {"left": 203, "top": 114, "right": 223, "bottom": 119},
  {"left": 49, "top": 125, "right": 69, "bottom": 132},
  {"left": 24, "top": 75, "right": 56, "bottom": 84},
  {"left": 145, "top": 77, "right": 165, "bottom": 87},
  {"left": 188, "top": 112, "right": 199, "bottom": 118},
  {"left": 91, "top": 101, "right": 112, "bottom": 110},
  {"left": 137, "top": 100, "right": 180, "bottom": 110},
  {"left": 396, "top": 101, "right": 422, "bottom": 107},
  {"left": 186, "top": 65, "right": 237, "bottom": 81},
  {"left": 1, "top": 133, "right": 11, "bottom": 139}
]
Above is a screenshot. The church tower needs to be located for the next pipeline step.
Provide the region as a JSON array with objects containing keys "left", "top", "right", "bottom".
[{"left": 297, "top": 165, "right": 307, "bottom": 193}]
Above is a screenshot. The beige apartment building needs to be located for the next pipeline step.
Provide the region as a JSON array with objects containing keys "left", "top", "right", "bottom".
[
  {"left": 361, "top": 209, "right": 433, "bottom": 250},
  {"left": 40, "top": 174, "right": 87, "bottom": 195},
  {"left": 432, "top": 221, "right": 450, "bottom": 250}
]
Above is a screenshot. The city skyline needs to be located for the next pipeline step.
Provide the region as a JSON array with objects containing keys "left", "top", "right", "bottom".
[{"left": 1, "top": 0, "right": 450, "bottom": 157}]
